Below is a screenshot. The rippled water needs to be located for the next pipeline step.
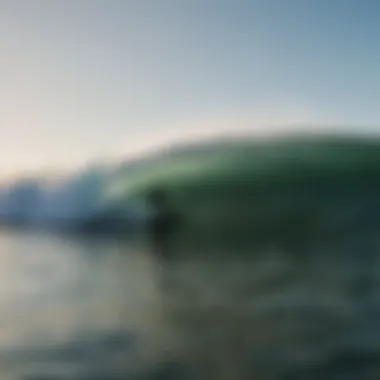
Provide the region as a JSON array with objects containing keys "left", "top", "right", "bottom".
[
  {"left": 0, "top": 229, "right": 380, "bottom": 380},
  {"left": 0, "top": 230, "right": 177, "bottom": 379}
]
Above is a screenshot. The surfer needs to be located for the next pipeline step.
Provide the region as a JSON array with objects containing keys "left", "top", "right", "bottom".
[{"left": 146, "top": 188, "right": 182, "bottom": 258}]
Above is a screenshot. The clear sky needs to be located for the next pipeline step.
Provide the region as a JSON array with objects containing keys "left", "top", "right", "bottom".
[{"left": 1, "top": 0, "right": 380, "bottom": 177}]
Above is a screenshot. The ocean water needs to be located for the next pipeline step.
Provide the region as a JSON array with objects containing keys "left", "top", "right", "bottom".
[
  {"left": 0, "top": 230, "right": 172, "bottom": 379},
  {"left": 0, "top": 228, "right": 379, "bottom": 379}
]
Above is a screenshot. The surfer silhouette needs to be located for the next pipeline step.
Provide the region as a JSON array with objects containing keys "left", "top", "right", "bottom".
[{"left": 146, "top": 188, "right": 182, "bottom": 258}]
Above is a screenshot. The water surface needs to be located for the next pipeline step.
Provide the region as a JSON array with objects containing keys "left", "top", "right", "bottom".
[
  {"left": 1, "top": 229, "right": 380, "bottom": 380},
  {"left": 0, "top": 230, "right": 175, "bottom": 379}
]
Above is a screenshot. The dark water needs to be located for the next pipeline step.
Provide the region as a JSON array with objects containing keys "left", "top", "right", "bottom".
[{"left": 1, "top": 230, "right": 380, "bottom": 380}]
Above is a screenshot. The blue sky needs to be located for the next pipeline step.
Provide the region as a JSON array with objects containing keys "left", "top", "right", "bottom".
[{"left": 1, "top": 0, "right": 380, "bottom": 176}]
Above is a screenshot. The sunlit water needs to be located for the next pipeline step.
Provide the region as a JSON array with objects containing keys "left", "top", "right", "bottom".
[
  {"left": 0, "top": 230, "right": 176, "bottom": 379},
  {"left": 0, "top": 229, "right": 380, "bottom": 379}
]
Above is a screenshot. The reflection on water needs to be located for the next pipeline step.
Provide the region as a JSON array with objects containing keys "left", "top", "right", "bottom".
[
  {"left": 0, "top": 230, "right": 379, "bottom": 379},
  {"left": 0, "top": 230, "right": 173, "bottom": 379}
]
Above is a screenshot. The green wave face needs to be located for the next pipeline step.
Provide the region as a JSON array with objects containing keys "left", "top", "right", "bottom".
[
  {"left": 107, "top": 134, "right": 380, "bottom": 205},
  {"left": 96, "top": 134, "right": 380, "bottom": 246}
]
